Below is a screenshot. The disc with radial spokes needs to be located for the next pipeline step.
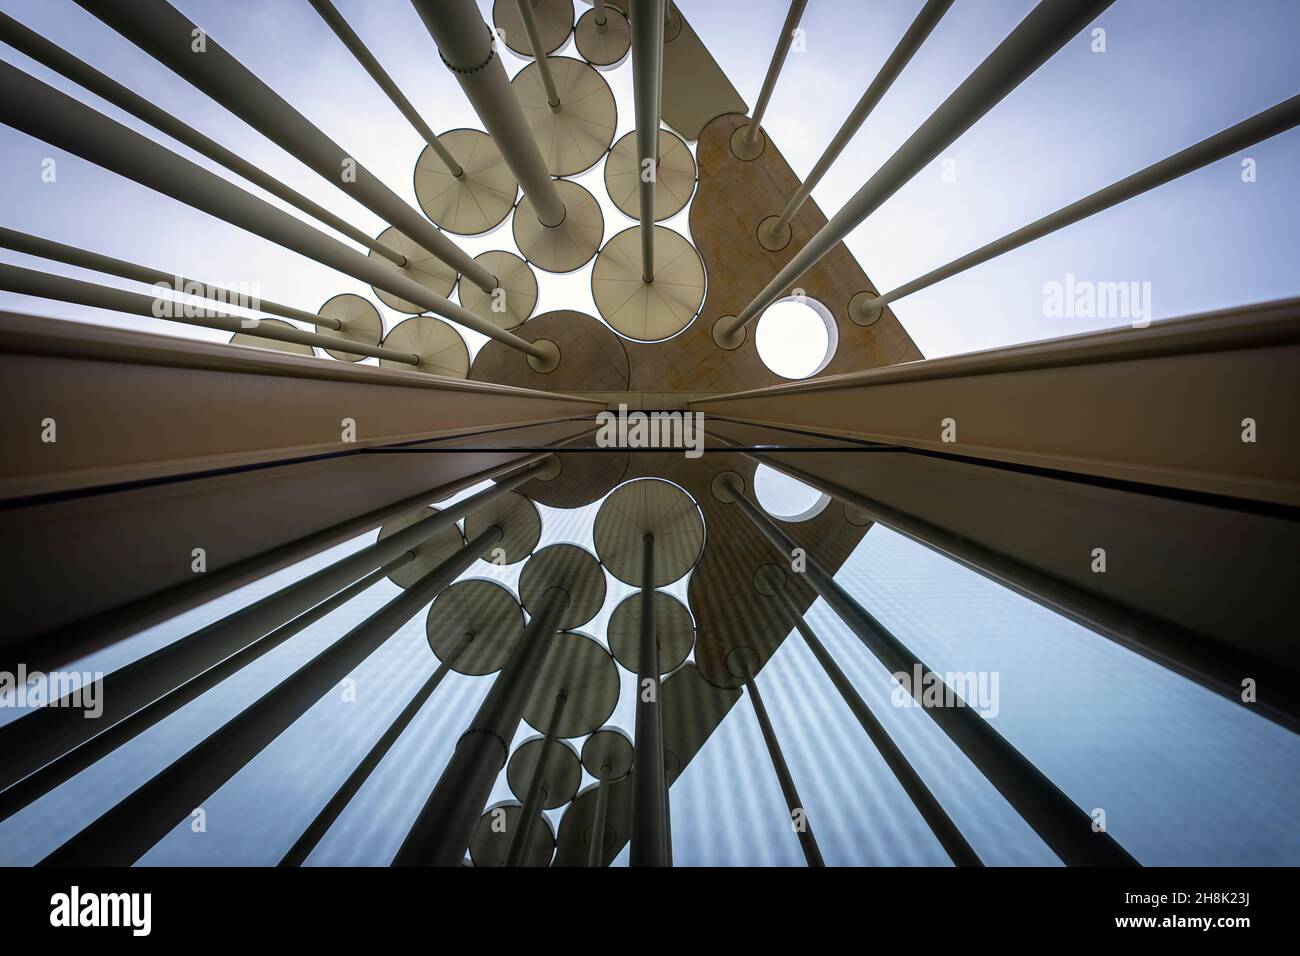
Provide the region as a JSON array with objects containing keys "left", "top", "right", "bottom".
[
  {"left": 458, "top": 249, "right": 537, "bottom": 331},
  {"left": 316, "top": 293, "right": 384, "bottom": 362},
  {"left": 522, "top": 631, "right": 619, "bottom": 738},
  {"left": 511, "top": 56, "right": 617, "bottom": 177},
  {"left": 581, "top": 726, "right": 634, "bottom": 781},
  {"left": 574, "top": 6, "right": 630, "bottom": 66},
  {"left": 518, "top": 543, "right": 606, "bottom": 630},
  {"left": 591, "top": 225, "right": 705, "bottom": 340},
  {"left": 605, "top": 128, "right": 696, "bottom": 221},
  {"left": 426, "top": 579, "right": 525, "bottom": 676},
  {"left": 593, "top": 478, "right": 705, "bottom": 587},
  {"left": 463, "top": 490, "right": 542, "bottom": 564},
  {"left": 469, "top": 801, "right": 555, "bottom": 867},
  {"left": 414, "top": 130, "right": 517, "bottom": 236},
  {"left": 376, "top": 507, "right": 465, "bottom": 590},
  {"left": 606, "top": 590, "right": 695, "bottom": 674},
  {"left": 229, "top": 318, "right": 314, "bottom": 356},
  {"left": 507, "top": 736, "right": 582, "bottom": 809},
  {"left": 379, "top": 316, "right": 469, "bottom": 377},
  {"left": 513, "top": 178, "right": 604, "bottom": 274},
  {"left": 493, "top": 0, "right": 574, "bottom": 57},
  {"left": 367, "top": 226, "right": 456, "bottom": 314}
]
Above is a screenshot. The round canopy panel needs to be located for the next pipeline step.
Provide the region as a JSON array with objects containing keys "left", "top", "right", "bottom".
[
  {"left": 522, "top": 630, "right": 619, "bottom": 738},
  {"left": 574, "top": 6, "right": 630, "bottom": 66},
  {"left": 229, "top": 318, "right": 313, "bottom": 356},
  {"left": 513, "top": 449, "right": 628, "bottom": 510},
  {"left": 367, "top": 226, "right": 457, "bottom": 313},
  {"left": 593, "top": 478, "right": 705, "bottom": 587},
  {"left": 379, "top": 316, "right": 469, "bottom": 378},
  {"left": 581, "top": 726, "right": 634, "bottom": 781},
  {"left": 556, "top": 781, "right": 623, "bottom": 867},
  {"left": 316, "top": 293, "right": 384, "bottom": 362},
  {"left": 511, "top": 56, "right": 617, "bottom": 177},
  {"left": 464, "top": 490, "right": 542, "bottom": 564},
  {"left": 753, "top": 563, "right": 788, "bottom": 597},
  {"left": 468, "top": 800, "right": 555, "bottom": 868},
  {"left": 605, "top": 128, "right": 696, "bottom": 222},
  {"left": 457, "top": 249, "right": 537, "bottom": 331},
  {"left": 425, "top": 578, "right": 525, "bottom": 676},
  {"left": 606, "top": 590, "right": 695, "bottom": 674},
  {"left": 519, "top": 543, "right": 607, "bottom": 631},
  {"left": 413, "top": 130, "right": 517, "bottom": 236},
  {"left": 376, "top": 507, "right": 465, "bottom": 590},
  {"left": 506, "top": 735, "right": 582, "bottom": 809},
  {"left": 513, "top": 178, "right": 604, "bottom": 274},
  {"left": 591, "top": 225, "right": 705, "bottom": 341},
  {"left": 470, "top": 309, "right": 630, "bottom": 392},
  {"left": 493, "top": 0, "right": 574, "bottom": 57},
  {"left": 844, "top": 502, "right": 873, "bottom": 527}
]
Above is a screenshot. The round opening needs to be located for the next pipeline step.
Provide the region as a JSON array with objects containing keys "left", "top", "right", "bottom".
[
  {"left": 753, "top": 464, "right": 830, "bottom": 522},
  {"left": 754, "top": 296, "right": 837, "bottom": 379}
]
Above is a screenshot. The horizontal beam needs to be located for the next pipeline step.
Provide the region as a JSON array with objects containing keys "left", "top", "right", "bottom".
[
  {"left": 0, "top": 311, "right": 602, "bottom": 501},
  {"left": 711, "top": 422, "right": 1300, "bottom": 734},
  {"left": 694, "top": 298, "right": 1300, "bottom": 507}
]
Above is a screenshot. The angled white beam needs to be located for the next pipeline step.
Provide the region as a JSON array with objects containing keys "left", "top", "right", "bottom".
[
  {"left": 0, "top": 60, "right": 552, "bottom": 361},
  {"left": 306, "top": 0, "right": 464, "bottom": 176},
  {"left": 762, "top": 0, "right": 953, "bottom": 246},
  {"left": 739, "top": 0, "right": 808, "bottom": 151},
  {"left": 630, "top": 0, "right": 665, "bottom": 280},
  {"left": 0, "top": 227, "right": 343, "bottom": 331},
  {"left": 0, "top": 9, "right": 405, "bottom": 266},
  {"left": 715, "top": 0, "right": 1116, "bottom": 348},
  {"left": 411, "top": 0, "right": 566, "bottom": 227},
  {"left": 851, "top": 93, "right": 1300, "bottom": 320},
  {"left": 73, "top": 0, "right": 497, "bottom": 291},
  {"left": 0, "top": 263, "right": 420, "bottom": 364}
]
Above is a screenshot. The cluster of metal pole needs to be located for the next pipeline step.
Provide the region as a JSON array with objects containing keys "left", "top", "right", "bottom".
[{"left": 7, "top": 0, "right": 1283, "bottom": 870}]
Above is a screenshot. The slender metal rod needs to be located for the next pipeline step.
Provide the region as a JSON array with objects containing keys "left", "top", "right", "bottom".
[
  {"left": 770, "top": 0, "right": 953, "bottom": 233},
  {"left": 0, "top": 454, "right": 551, "bottom": 795},
  {"left": 630, "top": 534, "right": 669, "bottom": 866},
  {"left": 411, "top": 0, "right": 566, "bottom": 227},
  {"left": 586, "top": 764, "right": 612, "bottom": 866},
  {"left": 514, "top": 0, "right": 561, "bottom": 109},
  {"left": 0, "top": 563, "right": 396, "bottom": 826},
  {"left": 741, "top": 0, "right": 808, "bottom": 149},
  {"left": 279, "top": 631, "right": 474, "bottom": 866},
  {"left": 504, "top": 691, "right": 568, "bottom": 866},
  {"left": 857, "top": 92, "right": 1300, "bottom": 310},
  {"left": 0, "top": 9, "right": 405, "bottom": 266},
  {"left": 722, "top": 477, "right": 1138, "bottom": 866},
  {"left": 41, "top": 527, "right": 504, "bottom": 867},
  {"left": 73, "top": 0, "right": 495, "bottom": 291},
  {"left": 394, "top": 585, "right": 571, "bottom": 866},
  {"left": 737, "top": 662, "right": 824, "bottom": 867},
  {"left": 0, "top": 228, "right": 344, "bottom": 330},
  {"left": 718, "top": 0, "right": 1115, "bottom": 340},
  {"left": 0, "top": 264, "right": 420, "bottom": 364},
  {"left": 769, "top": 584, "right": 981, "bottom": 866},
  {"left": 307, "top": 0, "right": 463, "bottom": 176},
  {"left": 593, "top": 0, "right": 609, "bottom": 28},
  {"left": 630, "top": 0, "right": 665, "bottom": 281},
  {"left": 0, "top": 60, "right": 550, "bottom": 361}
]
